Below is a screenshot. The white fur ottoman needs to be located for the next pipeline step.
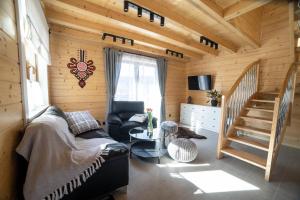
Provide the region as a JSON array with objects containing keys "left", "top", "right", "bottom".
[{"left": 167, "top": 138, "right": 198, "bottom": 162}]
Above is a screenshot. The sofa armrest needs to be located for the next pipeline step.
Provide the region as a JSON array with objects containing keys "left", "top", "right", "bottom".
[
  {"left": 107, "top": 114, "right": 122, "bottom": 125},
  {"left": 152, "top": 117, "right": 158, "bottom": 128}
]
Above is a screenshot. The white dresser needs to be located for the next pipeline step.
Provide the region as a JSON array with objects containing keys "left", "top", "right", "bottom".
[{"left": 180, "top": 103, "right": 221, "bottom": 133}]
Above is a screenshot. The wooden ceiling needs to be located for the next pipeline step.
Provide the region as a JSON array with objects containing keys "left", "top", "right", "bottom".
[{"left": 43, "top": 0, "right": 273, "bottom": 61}]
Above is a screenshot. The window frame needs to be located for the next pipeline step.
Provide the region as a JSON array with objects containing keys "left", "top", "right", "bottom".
[{"left": 15, "top": 0, "right": 49, "bottom": 123}]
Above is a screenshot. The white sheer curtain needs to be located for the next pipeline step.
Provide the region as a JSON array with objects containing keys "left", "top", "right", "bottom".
[{"left": 115, "top": 53, "right": 161, "bottom": 121}]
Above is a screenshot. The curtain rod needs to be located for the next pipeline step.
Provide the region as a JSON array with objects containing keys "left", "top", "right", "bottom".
[{"left": 103, "top": 47, "right": 163, "bottom": 60}]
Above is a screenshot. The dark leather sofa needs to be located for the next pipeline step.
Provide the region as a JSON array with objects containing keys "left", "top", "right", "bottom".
[
  {"left": 107, "top": 101, "right": 157, "bottom": 141},
  {"left": 17, "top": 107, "right": 129, "bottom": 200}
]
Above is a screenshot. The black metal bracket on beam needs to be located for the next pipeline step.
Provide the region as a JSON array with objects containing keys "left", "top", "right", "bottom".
[
  {"left": 166, "top": 49, "right": 183, "bottom": 58},
  {"left": 102, "top": 33, "right": 134, "bottom": 46},
  {"left": 124, "top": 0, "right": 165, "bottom": 26},
  {"left": 200, "top": 36, "right": 218, "bottom": 50}
]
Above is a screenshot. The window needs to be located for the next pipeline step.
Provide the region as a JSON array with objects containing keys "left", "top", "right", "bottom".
[
  {"left": 115, "top": 53, "right": 161, "bottom": 121},
  {"left": 16, "top": 0, "right": 50, "bottom": 121}
]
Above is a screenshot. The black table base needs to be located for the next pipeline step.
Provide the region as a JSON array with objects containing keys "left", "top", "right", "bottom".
[{"left": 130, "top": 140, "right": 168, "bottom": 164}]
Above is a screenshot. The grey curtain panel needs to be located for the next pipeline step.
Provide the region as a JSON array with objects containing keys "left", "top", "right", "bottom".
[
  {"left": 157, "top": 58, "right": 168, "bottom": 122},
  {"left": 104, "top": 48, "right": 123, "bottom": 114}
]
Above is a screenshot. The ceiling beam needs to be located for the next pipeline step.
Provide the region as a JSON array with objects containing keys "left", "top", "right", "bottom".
[
  {"left": 130, "top": 0, "right": 238, "bottom": 53},
  {"left": 44, "top": 0, "right": 217, "bottom": 56},
  {"left": 45, "top": 8, "right": 203, "bottom": 58},
  {"left": 193, "top": 0, "right": 260, "bottom": 48},
  {"left": 50, "top": 24, "right": 190, "bottom": 62},
  {"left": 224, "top": 0, "right": 272, "bottom": 21}
]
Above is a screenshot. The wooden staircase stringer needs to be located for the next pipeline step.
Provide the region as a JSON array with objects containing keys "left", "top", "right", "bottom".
[{"left": 264, "top": 97, "right": 280, "bottom": 181}]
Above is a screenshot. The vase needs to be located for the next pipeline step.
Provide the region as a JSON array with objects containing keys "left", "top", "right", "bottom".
[
  {"left": 147, "top": 112, "right": 153, "bottom": 133},
  {"left": 211, "top": 99, "right": 218, "bottom": 107}
]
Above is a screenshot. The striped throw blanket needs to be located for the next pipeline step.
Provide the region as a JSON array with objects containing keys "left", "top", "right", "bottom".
[{"left": 16, "top": 114, "right": 116, "bottom": 200}]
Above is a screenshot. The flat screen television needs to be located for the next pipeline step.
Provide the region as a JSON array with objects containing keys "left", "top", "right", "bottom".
[{"left": 188, "top": 75, "right": 212, "bottom": 90}]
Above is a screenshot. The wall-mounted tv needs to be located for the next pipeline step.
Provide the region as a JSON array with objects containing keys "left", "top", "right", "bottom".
[{"left": 188, "top": 75, "right": 212, "bottom": 91}]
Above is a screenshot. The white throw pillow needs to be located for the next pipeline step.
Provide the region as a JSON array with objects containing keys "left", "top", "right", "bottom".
[{"left": 129, "top": 114, "right": 147, "bottom": 123}]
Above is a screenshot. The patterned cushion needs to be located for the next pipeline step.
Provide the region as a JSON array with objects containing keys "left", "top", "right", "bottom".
[
  {"left": 129, "top": 114, "right": 147, "bottom": 123},
  {"left": 65, "top": 111, "right": 100, "bottom": 135}
]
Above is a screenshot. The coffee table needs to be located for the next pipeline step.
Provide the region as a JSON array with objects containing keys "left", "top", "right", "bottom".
[{"left": 129, "top": 127, "right": 167, "bottom": 164}]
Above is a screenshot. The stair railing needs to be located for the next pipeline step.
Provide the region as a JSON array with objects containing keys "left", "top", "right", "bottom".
[
  {"left": 217, "top": 60, "right": 260, "bottom": 158},
  {"left": 265, "top": 63, "right": 297, "bottom": 181}
]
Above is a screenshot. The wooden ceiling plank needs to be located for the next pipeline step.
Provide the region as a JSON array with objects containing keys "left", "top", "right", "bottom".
[
  {"left": 45, "top": 8, "right": 203, "bottom": 59},
  {"left": 44, "top": 0, "right": 216, "bottom": 56},
  {"left": 193, "top": 0, "right": 260, "bottom": 48},
  {"left": 50, "top": 24, "right": 190, "bottom": 62},
  {"left": 224, "top": 0, "right": 273, "bottom": 21},
  {"left": 130, "top": 0, "right": 238, "bottom": 53}
]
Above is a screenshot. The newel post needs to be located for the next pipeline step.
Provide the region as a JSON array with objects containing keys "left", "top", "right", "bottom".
[
  {"left": 217, "top": 95, "right": 226, "bottom": 159},
  {"left": 265, "top": 97, "right": 280, "bottom": 181}
]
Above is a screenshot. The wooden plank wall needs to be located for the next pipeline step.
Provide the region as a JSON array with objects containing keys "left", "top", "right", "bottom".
[
  {"left": 0, "top": 0, "right": 23, "bottom": 199},
  {"left": 185, "top": 1, "right": 298, "bottom": 147},
  {"left": 49, "top": 26, "right": 186, "bottom": 122},
  {"left": 186, "top": 1, "right": 291, "bottom": 104}
]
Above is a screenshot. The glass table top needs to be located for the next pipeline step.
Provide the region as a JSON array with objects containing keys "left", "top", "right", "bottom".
[{"left": 129, "top": 127, "right": 165, "bottom": 140}]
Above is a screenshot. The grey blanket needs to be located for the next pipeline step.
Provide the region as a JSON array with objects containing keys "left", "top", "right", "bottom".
[{"left": 16, "top": 114, "right": 116, "bottom": 200}]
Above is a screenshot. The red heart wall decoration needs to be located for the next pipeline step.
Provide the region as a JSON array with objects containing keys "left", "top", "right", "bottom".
[{"left": 67, "top": 49, "right": 96, "bottom": 88}]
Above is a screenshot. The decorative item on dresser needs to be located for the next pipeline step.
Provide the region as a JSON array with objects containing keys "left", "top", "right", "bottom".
[
  {"left": 206, "top": 89, "right": 222, "bottom": 107},
  {"left": 180, "top": 103, "right": 221, "bottom": 133}
]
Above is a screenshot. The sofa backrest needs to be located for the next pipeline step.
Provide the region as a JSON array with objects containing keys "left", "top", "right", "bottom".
[{"left": 112, "top": 101, "right": 144, "bottom": 114}]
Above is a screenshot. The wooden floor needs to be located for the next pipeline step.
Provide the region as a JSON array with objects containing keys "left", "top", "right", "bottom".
[{"left": 113, "top": 129, "right": 300, "bottom": 200}]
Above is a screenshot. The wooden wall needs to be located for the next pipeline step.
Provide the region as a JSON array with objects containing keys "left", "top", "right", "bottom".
[
  {"left": 165, "top": 60, "right": 186, "bottom": 121},
  {"left": 49, "top": 26, "right": 186, "bottom": 122},
  {"left": 186, "top": 1, "right": 291, "bottom": 104},
  {"left": 0, "top": 0, "right": 23, "bottom": 199},
  {"left": 49, "top": 31, "right": 106, "bottom": 120},
  {"left": 185, "top": 1, "right": 299, "bottom": 148}
]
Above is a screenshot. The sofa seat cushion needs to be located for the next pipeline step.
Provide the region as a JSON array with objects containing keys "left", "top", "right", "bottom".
[
  {"left": 120, "top": 121, "right": 143, "bottom": 130},
  {"left": 77, "top": 128, "right": 110, "bottom": 139}
]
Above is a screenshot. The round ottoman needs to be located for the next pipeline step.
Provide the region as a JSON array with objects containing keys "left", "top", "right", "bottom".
[
  {"left": 160, "top": 121, "right": 178, "bottom": 137},
  {"left": 167, "top": 138, "right": 198, "bottom": 162},
  {"left": 161, "top": 121, "right": 178, "bottom": 148}
]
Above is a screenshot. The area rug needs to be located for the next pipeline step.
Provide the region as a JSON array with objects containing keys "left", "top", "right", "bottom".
[{"left": 176, "top": 127, "right": 207, "bottom": 139}]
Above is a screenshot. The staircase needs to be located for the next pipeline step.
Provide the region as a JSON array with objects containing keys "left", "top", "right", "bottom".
[{"left": 217, "top": 60, "right": 297, "bottom": 181}]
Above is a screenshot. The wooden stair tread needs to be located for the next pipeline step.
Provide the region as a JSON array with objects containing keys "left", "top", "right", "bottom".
[
  {"left": 221, "top": 147, "right": 267, "bottom": 169},
  {"left": 251, "top": 99, "right": 275, "bottom": 103},
  {"left": 227, "top": 135, "right": 269, "bottom": 151},
  {"left": 258, "top": 91, "right": 279, "bottom": 95},
  {"left": 240, "top": 116, "right": 273, "bottom": 124},
  {"left": 245, "top": 107, "right": 274, "bottom": 113},
  {"left": 234, "top": 125, "right": 271, "bottom": 136}
]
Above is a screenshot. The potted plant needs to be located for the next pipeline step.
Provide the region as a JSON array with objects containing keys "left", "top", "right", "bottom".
[{"left": 206, "top": 89, "right": 222, "bottom": 107}]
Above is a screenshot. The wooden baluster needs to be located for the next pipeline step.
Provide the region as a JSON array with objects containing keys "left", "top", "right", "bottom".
[{"left": 256, "top": 64, "right": 260, "bottom": 92}]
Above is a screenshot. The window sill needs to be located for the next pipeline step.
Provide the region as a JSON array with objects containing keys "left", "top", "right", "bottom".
[{"left": 27, "top": 105, "right": 49, "bottom": 123}]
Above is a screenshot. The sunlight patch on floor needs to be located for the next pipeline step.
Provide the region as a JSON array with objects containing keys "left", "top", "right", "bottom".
[{"left": 179, "top": 170, "right": 260, "bottom": 193}]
